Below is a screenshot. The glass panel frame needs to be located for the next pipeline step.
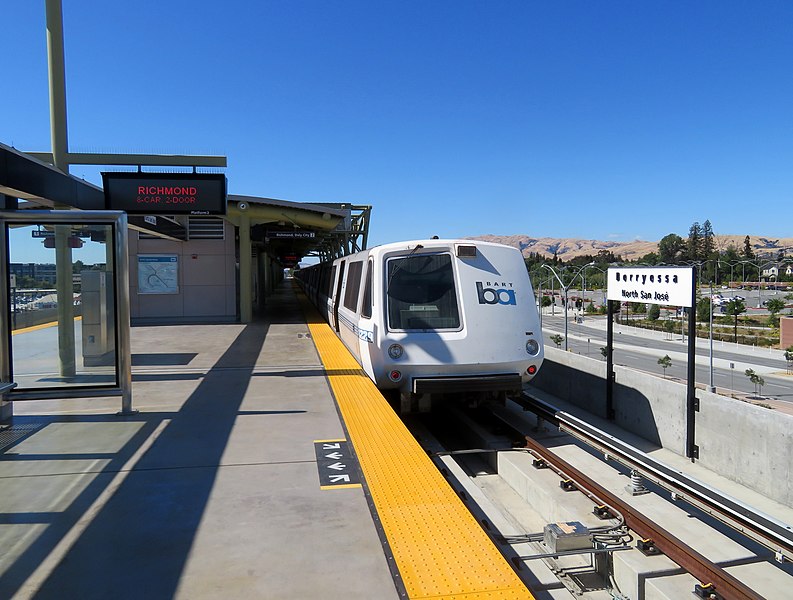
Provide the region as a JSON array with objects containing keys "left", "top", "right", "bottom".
[{"left": 0, "top": 210, "right": 132, "bottom": 411}]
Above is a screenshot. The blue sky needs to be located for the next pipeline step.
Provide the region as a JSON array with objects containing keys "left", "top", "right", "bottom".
[{"left": 3, "top": 1, "right": 792, "bottom": 257}]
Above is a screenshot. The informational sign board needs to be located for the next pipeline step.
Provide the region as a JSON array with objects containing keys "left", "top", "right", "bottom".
[
  {"left": 103, "top": 172, "right": 227, "bottom": 215},
  {"left": 138, "top": 255, "right": 179, "bottom": 294},
  {"left": 266, "top": 230, "right": 316, "bottom": 239},
  {"left": 607, "top": 266, "right": 694, "bottom": 307}
]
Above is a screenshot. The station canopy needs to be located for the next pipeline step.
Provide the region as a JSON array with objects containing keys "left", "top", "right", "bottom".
[
  {"left": 226, "top": 195, "right": 370, "bottom": 265},
  {"left": 1, "top": 143, "right": 370, "bottom": 264}
]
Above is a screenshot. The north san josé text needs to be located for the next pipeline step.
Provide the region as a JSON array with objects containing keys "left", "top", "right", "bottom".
[{"left": 621, "top": 289, "right": 669, "bottom": 302}]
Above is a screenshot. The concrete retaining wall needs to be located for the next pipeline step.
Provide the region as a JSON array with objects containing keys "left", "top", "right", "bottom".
[
  {"left": 530, "top": 348, "right": 793, "bottom": 507},
  {"left": 11, "top": 307, "right": 82, "bottom": 331}
]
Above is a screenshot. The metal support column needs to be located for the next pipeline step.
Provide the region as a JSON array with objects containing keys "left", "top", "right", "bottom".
[
  {"left": 45, "top": 0, "right": 70, "bottom": 173},
  {"left": 114, "top": 215, "right": 134, "bottom": 414},
  {"left": 0, "top": 222, "right": 11, "bottom": 421},
  {"left": 686, "top": 267, "right": 699, "bottom": 460},
  {"left": 54, "top": 225, "right": 76, "bottom": 377},
  {"left": 606, "top": 299, "right": 616, "bottom": 420},
  {"left": 239, "top": 214, "right": 252, "bottom": 323}
]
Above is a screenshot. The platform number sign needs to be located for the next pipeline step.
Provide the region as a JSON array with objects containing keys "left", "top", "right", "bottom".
[{"left": 313, "top": 440, "right": 361, "bottom": 490}]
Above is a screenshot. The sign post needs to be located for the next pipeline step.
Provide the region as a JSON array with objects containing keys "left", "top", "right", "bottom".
[{"left": 606, "top": 266, "right": 699, "bottom": 460}]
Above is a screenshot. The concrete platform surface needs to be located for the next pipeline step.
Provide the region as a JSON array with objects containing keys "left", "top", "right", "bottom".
[{"left": 0, "top": 285, "right": 399, "bottom": 600}]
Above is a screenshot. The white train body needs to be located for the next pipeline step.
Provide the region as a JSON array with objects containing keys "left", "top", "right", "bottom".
[{"left": 297, "top": 239, "right": 543, "bottom": 411}]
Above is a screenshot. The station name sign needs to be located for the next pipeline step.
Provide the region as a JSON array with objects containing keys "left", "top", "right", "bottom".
[
  {"left": 102, "top": 172, "right": 227, "bottom": 215},
  {"left": 607, "top": 266, "right": 694, "bottom": 307}
]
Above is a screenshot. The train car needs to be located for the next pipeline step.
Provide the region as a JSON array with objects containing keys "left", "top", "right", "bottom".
[{"left": 296, "top": 239, "right": 544, "bottom": 412}]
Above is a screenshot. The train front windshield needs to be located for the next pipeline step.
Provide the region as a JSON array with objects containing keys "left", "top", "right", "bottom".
[{"left": 386, "top": 253, "right": 460, "bottom": 330}]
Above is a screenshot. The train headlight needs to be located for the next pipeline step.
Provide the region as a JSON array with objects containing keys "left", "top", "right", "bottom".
[
  {"left": 389, "top": 370, "right": 402, "bottom": 382},
  {"left": 525, "top": 339, "right": 541, "bottom": 356},
  {"left": 388, "top": 344, "right": 404, "bottom": 360},
  {"left": 527, "top": 365, "right": 538, "bottom": 375}
]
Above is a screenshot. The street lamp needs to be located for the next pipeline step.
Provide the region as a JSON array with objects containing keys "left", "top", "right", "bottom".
[
  {"left": 580, "top": 261, "right": 596, "bottom": 320},
  {"left": 535, "top": 273, "right": 554, "bottom": 329},
  {"left": 708, "top": 280, "right": 715, "bottom": 392},
  {"left": 737, "top": 260, "right": 763, "bottom": 307},
  {"left": 542, "top": 262, "right": 594, "bottom": 351}
]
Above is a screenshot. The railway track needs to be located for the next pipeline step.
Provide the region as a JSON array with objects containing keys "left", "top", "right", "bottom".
[
  {"left": 409, "top": 396, "right": 792, "bottom": 600},
  {"left": 512, "top": 391, "right": 793, "bottom": 565}
]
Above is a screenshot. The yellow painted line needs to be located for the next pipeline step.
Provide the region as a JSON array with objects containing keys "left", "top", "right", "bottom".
[
  {"left": 12, "top": 316, "right": 82, "bottom": 335},
  {"left": 314, "top": 438, "right": 347, "bottom": 444},
  {"left": 319, "top": 483, "right": 363, "bottom": 491},
  {"left": 300, "top": 293, "right": 533, "bottom": 599}
]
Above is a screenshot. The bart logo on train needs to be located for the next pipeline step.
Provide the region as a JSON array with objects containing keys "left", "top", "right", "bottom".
[{"left": 476, "top": 281, "right": 516, "bottom": 305}]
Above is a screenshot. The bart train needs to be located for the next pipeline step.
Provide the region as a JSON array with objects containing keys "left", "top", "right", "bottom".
[{"left": 296, "top": 239, "right": 544, "bottom": 412}]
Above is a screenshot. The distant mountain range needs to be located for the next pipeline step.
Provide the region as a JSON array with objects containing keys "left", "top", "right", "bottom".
[{"left": 470, "top": 234, "right": 793, "bottom": 262}]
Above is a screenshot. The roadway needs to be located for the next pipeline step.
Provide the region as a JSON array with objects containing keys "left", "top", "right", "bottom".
[{"left": 540, "top": 311, "right": 792, "bottom": 403}]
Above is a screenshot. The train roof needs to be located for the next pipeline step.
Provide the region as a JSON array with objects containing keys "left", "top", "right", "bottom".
[{"left": 365, "top": 238, "right": 518, "bottom": 254}]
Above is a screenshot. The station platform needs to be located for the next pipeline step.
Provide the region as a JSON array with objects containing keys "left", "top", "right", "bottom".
[{"left": 0, "top": 282, "right": 532, "bottom": 599}]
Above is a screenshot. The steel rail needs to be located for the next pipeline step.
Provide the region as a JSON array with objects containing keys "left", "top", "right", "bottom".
[
  {"left": 515, "top": 392, "right": 793, "bottom": 563},
  {"left": 518, "top": 433, "right": 763, "bottom": 600}
]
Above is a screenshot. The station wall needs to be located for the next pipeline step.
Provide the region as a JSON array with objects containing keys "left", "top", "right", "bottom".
[
  {"left": 129, "top": 223, "right": 237, "bottom": 323},
  {"left": 531, "top": 348, "right": 793, "bottom": 508},
  {"left": 781, "top": 317, "right": 793, "bottom": 349}
]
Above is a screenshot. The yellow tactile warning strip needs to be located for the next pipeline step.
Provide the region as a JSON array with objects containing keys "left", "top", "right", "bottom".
[{"left": 301, "top": 297, "right": 534, "bottom": 599}]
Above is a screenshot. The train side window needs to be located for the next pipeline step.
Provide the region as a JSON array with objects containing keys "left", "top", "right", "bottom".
[
  {"left": 360, "top": 260, "right": 373, "bottom": 318},
  {"left": 328, "top": 266, "right": 337, "bottom": 297},
  {"left": 343, "top": 261, "right": 363, "bottom": 311}
]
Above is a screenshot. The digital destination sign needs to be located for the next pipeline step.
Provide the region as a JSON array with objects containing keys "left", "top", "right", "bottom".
[{"left": 102, "top": 172, "right": 227, "bottom": 215}]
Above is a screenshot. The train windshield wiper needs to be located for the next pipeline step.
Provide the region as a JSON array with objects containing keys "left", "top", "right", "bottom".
[{"left": 386, "top": 244, "right": 424, "bottom": 296}]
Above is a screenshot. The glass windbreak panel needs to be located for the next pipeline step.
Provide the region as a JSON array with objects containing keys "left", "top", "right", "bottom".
[
  {"left": 8, "top": 223, "right": 117, "bottom": 389},
  {"left": 386, "top": 253, "right": 460, "bottom": 330}
]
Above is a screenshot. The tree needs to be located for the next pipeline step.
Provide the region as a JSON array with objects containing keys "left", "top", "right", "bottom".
[
  {"left": 550, "top": 334, "right": 564, "bottom": 349},
  {"left": 658, "top": 234, "right": 685, "bottom": 264},
  {"left": 541, "top": 296, "right": 552, "bottom": 307},
  {"left": 663, "top": 319, "right": 676, "bottom": 339},
  {"left": 742, "top": 235, "right": 754, "bottom": 259},
  {"left": 702, "top": 220, "right": 715, "bottom": 257},
  {"left": 721, "top": 245, "right": 741, "bottom": 285},
  {"left": 658, "top": 355, "right": 672, "bottom": 378},
  {"left": 785, "top": 346, "right": 793, "bottom": 373},
  {"left": 696, "top": 297, "right": 712, "bottom": 322},
  {"left": 701, "top": 220, "right": 717, "bottom": 282},
  {"left": 647, "top": 304, "right": 660, "bottom": 321},
  {"left": 744, "top": 368, "right": 765, "bottom": 397},
  {"left": 765, "top": 298, "right": 786, "bottom": 326},
  {"left": 638, "top": 252, "right": 660, "bottom": 265},
  {"left": 724, "top": 298, "right": 746, "bottom": 342},
  {"left": 766, "top": 298, "right": 785, "bottom": 316},
  {"left": 686, "top": 222, "right": 703, "bottom": 262}
]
